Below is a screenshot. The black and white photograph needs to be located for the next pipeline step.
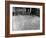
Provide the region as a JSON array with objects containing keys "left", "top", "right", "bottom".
[{"left": 12, "top": 7, "right": 40, "bottom": 31}]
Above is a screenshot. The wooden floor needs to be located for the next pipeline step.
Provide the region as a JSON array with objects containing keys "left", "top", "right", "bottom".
[{"left": 12, "top": 15, "right": 40, "bottom": 31}]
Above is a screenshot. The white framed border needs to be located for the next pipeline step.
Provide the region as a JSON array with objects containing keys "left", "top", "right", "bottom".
[{"left": 10, "top": 4, "right": 43, "bottom": 34}]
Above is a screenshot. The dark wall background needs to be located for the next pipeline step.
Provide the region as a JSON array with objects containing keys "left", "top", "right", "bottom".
[{"left": 13, "top": 7, "right": 40, "bottom": 16}]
